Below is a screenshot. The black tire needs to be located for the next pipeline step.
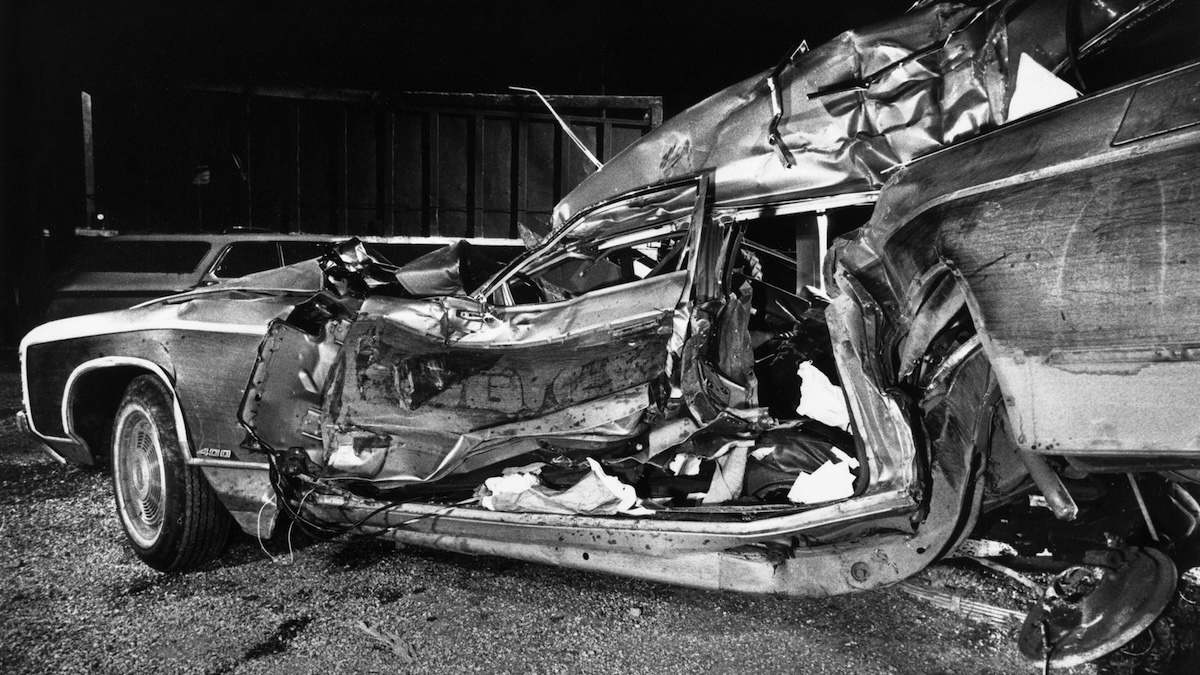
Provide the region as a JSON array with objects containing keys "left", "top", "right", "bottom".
[{"left": 111, "top": 375, "right": 231, "bottom": 572}]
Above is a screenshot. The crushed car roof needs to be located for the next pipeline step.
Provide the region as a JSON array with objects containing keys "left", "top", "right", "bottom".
[{"left": 551, "top": 0, "right": 1159, "bottom": 228}]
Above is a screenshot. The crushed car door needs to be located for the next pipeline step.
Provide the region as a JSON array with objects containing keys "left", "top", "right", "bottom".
[{"left": 322, "top": 175, "right": 713, "bottom": 486}]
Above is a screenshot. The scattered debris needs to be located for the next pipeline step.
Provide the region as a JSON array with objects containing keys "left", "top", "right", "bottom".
[
  {"left": 1017, "top": 547, "right": 1177, "bottom": 669},
  {"left": 356, "top": 620, "right": 418, "bottom": 664},
  {"left": 786, "top": 447, "right": 858, "bottom": 505},
  {"left": 477, "top": 459, "right": 650, "bottom": 516},
  {"left": 950, "top": 538, "right": 1019, "bottom": 559},
  {"left": 967, "top": 557, "right": 1043, "bottom": 594},
  {"left": 897, "top": 580, "right": 1026, "bottom": 629},
  {"left": 701, "top": 443, "right": 750, "bottom": 505},
  {"left": 795, "top": 361, "right": 850, "bottom": 431}
]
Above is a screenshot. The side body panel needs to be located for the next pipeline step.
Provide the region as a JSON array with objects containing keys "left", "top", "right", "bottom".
[
  {"left": 21, "top": 298, "right": 293, "bottom": 535},
  {"left": 24, "top": 322, "right": 273, "bottom": 461},
  {"left": 842, "top": 63, "right": 1200, "bottom": 460},
  {"left": 320, "top": 273, "right": 686, "bottom": 485}
]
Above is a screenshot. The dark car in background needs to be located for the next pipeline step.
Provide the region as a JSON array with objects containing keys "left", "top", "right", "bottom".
[
  {"left": 44, "top": 232, "right": 526, "bottom": 320},
  {"left": 18, "top": 0, "right": 1200, "bottom": 668}
]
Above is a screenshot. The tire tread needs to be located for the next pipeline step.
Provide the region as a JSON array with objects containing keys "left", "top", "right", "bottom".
[{"left": 113, "top": 375, "right": 231, "bottom": 573}]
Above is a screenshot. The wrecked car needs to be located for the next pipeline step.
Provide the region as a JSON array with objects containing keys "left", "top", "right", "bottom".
[{"left": 18, "top": 0, "right": 1200, "bottom": 665}]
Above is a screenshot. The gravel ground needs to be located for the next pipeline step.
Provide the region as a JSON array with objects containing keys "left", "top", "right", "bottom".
[{"left": 2, "top": 370, "right": 1194, "bottom": 674}]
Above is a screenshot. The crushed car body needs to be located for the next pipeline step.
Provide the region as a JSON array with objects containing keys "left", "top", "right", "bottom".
[{"left": 18, "top": 0, "right": 1200, "bottom": 663}]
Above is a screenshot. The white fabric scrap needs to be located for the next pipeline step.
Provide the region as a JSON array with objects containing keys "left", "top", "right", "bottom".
[
  {"left": 796, "top": 361, "right": 851, "bottom": 431},
  {"left": 584, "top": 458, "right": 650, "bottom": 514},
  {"left": 479, "top": 471, "right": 542, "bottom": 511},
  {"left": 667, "top": 453, "right": 704, "bottom": 477},
  {"left": 327, "top": 441, "right": 388, "bottom": 477},
  {"left": 749, "top": 445, "right": 776, "bottom": 461},
  {"left": 701, "top": 442, "right": 751, "bottom": 505},
  {"left": 479, "top": 458, "right": 650, "bottom": 516},
  {"left": 786, "top": 446, "right": 859, "bottom": 505},
  {"left": 1006, "top": 52, "right": 1080, "bottom": 121}
]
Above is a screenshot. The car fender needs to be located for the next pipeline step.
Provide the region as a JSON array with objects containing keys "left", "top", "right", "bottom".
[{"left": 62, "top": 355, "right": 279, "bottom": 537}]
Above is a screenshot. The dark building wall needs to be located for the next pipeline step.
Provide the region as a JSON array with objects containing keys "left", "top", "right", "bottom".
[{"left": 91, "top": 89, "right": 660, "bottom": 237}]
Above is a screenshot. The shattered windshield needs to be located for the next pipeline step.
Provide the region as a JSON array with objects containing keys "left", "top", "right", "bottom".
[
  {"left": 512, "top": 227, "right": 690, "bottom": 302},
  {"left": 480, "top": 176, "right": 703, "bottom": 304}
]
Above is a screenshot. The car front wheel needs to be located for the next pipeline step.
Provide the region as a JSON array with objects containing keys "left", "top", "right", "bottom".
[{"left": 111, "top": 375, "right": 230, "bottom": 572}]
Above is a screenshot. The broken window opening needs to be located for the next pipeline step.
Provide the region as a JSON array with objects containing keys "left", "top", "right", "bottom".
[
  {"left": 445, "top": 203, "right": 878, "bottom": 516},
  {"left": 211, "top": 241, "right": 284, "bottom": 279},
  {"left": 492, "top": 227, "right": 691, "bottom": 305},
  {"left": 728, "top": 207, "right": 869, "bottom": 412},
  {"left": 481, "top": 175, "right": 705, "bottom": 298}
]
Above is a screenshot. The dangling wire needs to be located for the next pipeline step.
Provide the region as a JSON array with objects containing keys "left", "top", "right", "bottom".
[
  {"left": 254, "top": 491, "right": 300, "bottom": 565},
  {"left": 248, "top": 428, "right": 485, "bottom": 552},
  {"left": 281, "top": 486, "right": 319, "bottom": 563}
]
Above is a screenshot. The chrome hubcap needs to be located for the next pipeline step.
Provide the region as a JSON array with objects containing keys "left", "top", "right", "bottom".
[{"left": 117, "top": 409, "right": 165, "bottom": 548}]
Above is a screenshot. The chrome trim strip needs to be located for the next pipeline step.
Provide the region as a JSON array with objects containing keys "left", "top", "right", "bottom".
[
  {"left": 24, "top": 315, "right": 268, "bottom": 345},
  {"left": 189, "top": 458, "right": 270, "bottom": 470}
]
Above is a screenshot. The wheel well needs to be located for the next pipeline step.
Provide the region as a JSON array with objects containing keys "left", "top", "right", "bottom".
[
  {"left": 912, "top": 306, "right": 977, "bottom": 390},
  {"left": 910, "top": 303, "right": 1030, "bottom": 516},
  {"left": 69, "top": 366, "right": 158, "bottom": 463}
]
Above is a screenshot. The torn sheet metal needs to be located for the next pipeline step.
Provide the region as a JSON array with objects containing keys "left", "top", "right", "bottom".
[
  {"left": 236, "top": 193, "right": 700, "bottom": 489},
  {"left": 679, "top": 293, "right": 764, "bottom": 428},
  {"left": 553, "top": 3, "right": 997, "bottom": 228},
  {"left": 241, "top": 308, "right": 668, "bottom": 488},
  {"left": 391, "top": 240, "right": 507, "bottom": 297},
  {"left": 239, "top": 294, "right": 355, "bottom": 457},
  {"left": 310, "top": 279, "right": 675, "bottom": 485},
  {"left": 714, "top": 285, "right": 759, "bottom": 401},
  {"left": 823, "top": 289, "right": 919, "bottom": 496},
  {"left": 551, "top": 0, "right": 1149, "bottom": 232},
  {"left": 319, "top": 239, "right": 405, "bottom": 297},
  {"left": 314, "top": 237, "right": 508, "bottom": 299}
]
